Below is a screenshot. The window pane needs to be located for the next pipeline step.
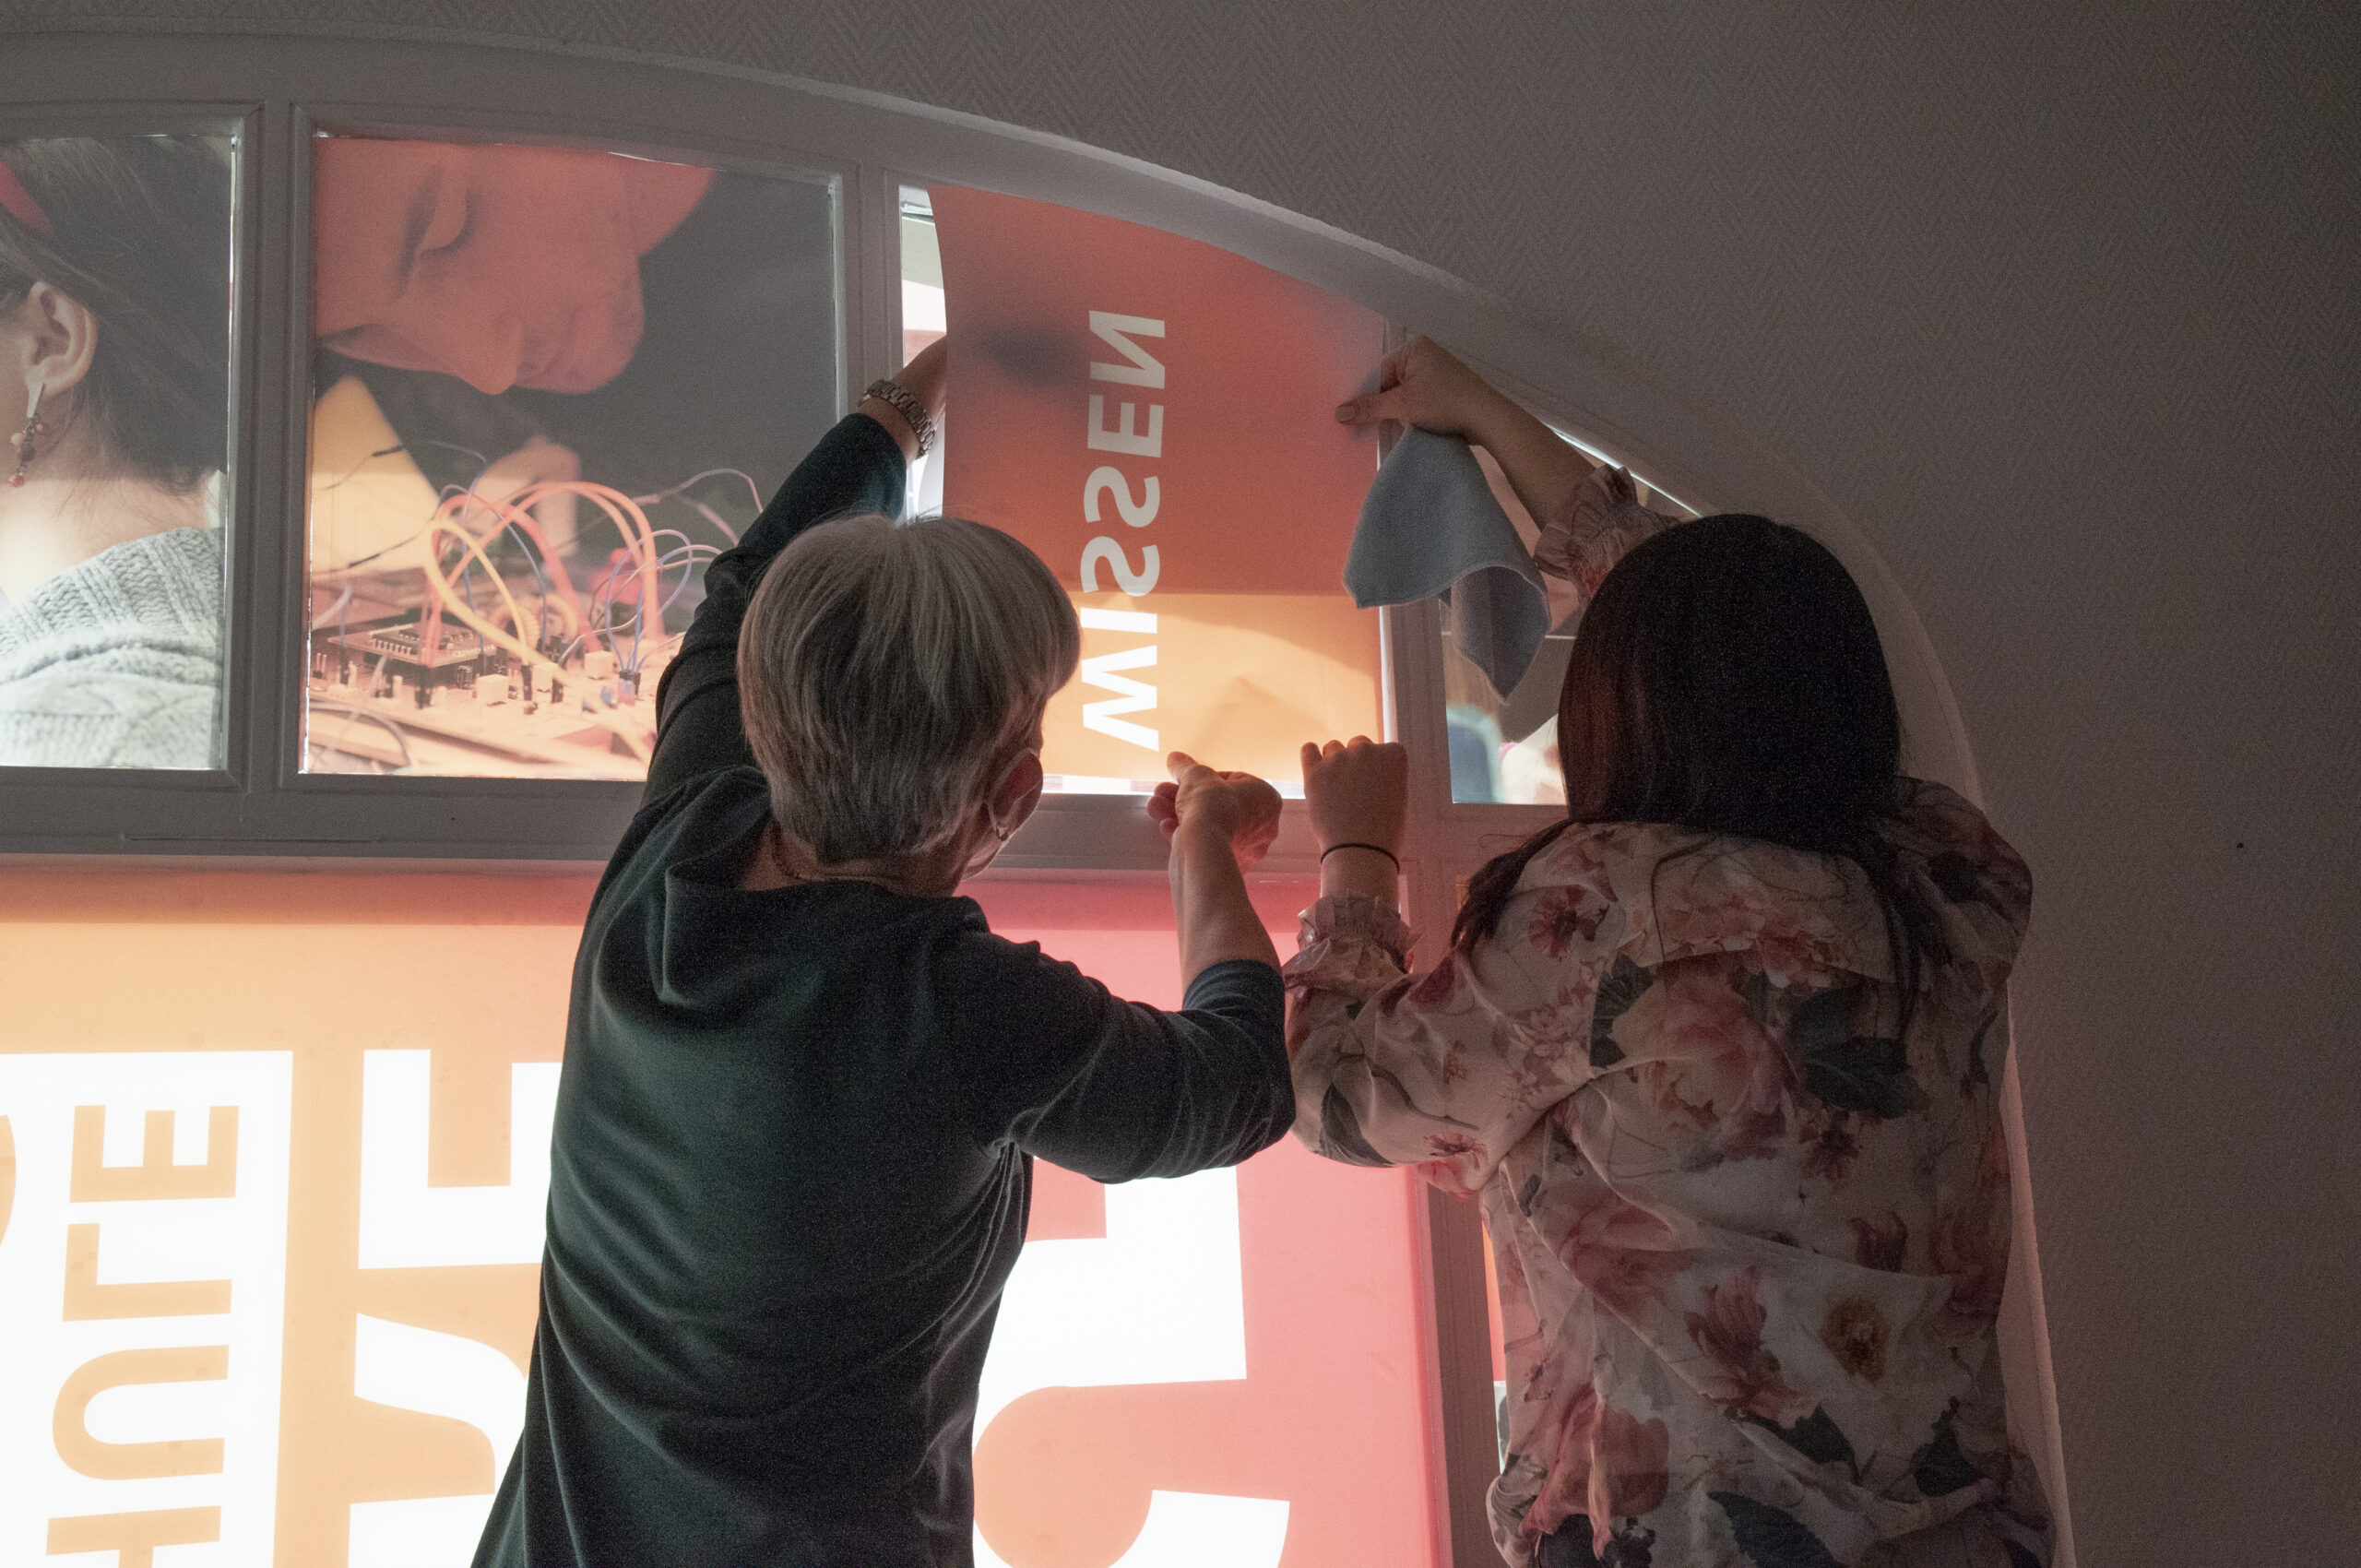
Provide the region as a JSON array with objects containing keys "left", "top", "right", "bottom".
[
  {"left": 0, "top": 133, "right": 237, "bottom": 771},
  {"left": 967, "top": 877, "right": 1443, "bottom": 1567},
  {"left": 1482, "top": 1219, "right": 1513, "bottom": 1467},
  {"left": 303, "top": 137, "right": 837, "bottom": 778},
  {"left": 920, "top": 185, "right": 1387, "bottom": 796}
]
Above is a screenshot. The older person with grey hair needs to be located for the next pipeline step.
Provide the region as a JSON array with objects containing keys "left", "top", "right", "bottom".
[{"left": 476, "top": 339, "right": 1296, "bottom": 1568}]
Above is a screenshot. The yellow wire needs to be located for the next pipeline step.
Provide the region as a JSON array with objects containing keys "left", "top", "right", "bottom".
[
  {"left": 428, "top": 519, "right": 532, "bottom": 656},
  {"left": 514, "top": 481, "right": 666, "bottom": 653}
]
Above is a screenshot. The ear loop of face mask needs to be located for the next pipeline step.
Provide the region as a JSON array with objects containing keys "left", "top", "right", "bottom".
[{"left": 961, "top": 746, "right": 1040, "bottom": 881}]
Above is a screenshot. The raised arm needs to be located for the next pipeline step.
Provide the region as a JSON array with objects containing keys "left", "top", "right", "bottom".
[
  {"left": 1286, "top": 737, "right": 1596, "bottom": 1194},
  {"left": 1337, "top": 336, "right": 1592, "bottom": 528},
  {"left": 1335, "top": 336, "right": 1673, "bottom": 603},
  {"left": 643, "top": 342, "right": 946, "bottom": 801},
  {"left": 944, "top": 752, "right": 1289, "bottom": 1181},
  {"left": 1146, "top": 751, "right": 1284, "bottom": 988},
  {"left": 946, "top": 932, "right": 1293, "bottom": 1182}
]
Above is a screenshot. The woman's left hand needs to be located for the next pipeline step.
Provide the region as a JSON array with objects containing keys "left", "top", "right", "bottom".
[
  {"left": 1150, "top": 752, "right": 1282, "bottom": 870},
  {"left": 1334, "top": 335, "right": 1503, "bottom": 441},
  {"left": 1301, "top": 737, "right": 1408, "bottom": 859}
]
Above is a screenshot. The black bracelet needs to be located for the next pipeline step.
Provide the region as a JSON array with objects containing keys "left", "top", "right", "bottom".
[{"left": 1321, "top": 841, "right": 1402, "bottom": 872}]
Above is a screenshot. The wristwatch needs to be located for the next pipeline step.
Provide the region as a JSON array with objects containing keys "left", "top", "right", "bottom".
[{"left": 862, "top": 378, "right": 935, "bottom": 457}]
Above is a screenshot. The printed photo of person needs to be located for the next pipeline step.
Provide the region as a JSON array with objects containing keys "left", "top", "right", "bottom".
[
  {"left": 304, "top": 137, "right": 838, "bottom": 778},
  {"left": 0, "top": 136, "right": 234, "bottom": 770}
]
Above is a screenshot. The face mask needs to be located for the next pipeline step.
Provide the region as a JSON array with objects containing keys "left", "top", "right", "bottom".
[{"left": 960, "top": 746, "right": 1040, "bottom": 882}]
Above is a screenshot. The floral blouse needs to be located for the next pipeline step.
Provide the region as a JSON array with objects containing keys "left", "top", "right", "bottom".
[{"left": 1285, "top": 468, "right": 2051, "bottom": 1568}]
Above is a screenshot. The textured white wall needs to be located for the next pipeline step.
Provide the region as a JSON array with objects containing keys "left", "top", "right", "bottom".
[{"left": 6, "top": 5, "right": 2356, "bottom": 1563}]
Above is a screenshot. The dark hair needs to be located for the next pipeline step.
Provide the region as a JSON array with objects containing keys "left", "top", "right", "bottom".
[
  {"left": 1454, "top": 515, "right": 1943, "bottom": 1002},
  {"left": 0, "top": 137, "right": 232, "bottom": 491}
]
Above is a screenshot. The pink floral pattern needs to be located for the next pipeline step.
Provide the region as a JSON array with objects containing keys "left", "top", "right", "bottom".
[
  {"left": 1287, "top": 763, "right": 2050, "bottom": 1564},
  {"left": 1531, "top": 462, "right": 1671, "bottom": 602},
  {"left": 1591, "top": 1404, "right": 1671, "bottom": 1526},
  {"left": 1285, "top": 466, "right": 2048, "bottom": 1562},
  {"left": 1686, "top": 1267, "right": 1807, "bottom": 1420}
]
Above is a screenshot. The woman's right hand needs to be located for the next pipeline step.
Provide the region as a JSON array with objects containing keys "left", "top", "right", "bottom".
[
  {"left": 1333, "top": 335, "right": 1506, "bottom": 442},
  {"left": 1338, "top": 334, "right": 1596, "bottom": 537},
  {"left": 1150, "top": 751, "right": 1283, "bottom": 869}
]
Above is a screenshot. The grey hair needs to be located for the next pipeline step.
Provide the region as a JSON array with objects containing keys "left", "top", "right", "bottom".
[{"left": 738, "top": 514, "right": 1080, "bottom": 863}]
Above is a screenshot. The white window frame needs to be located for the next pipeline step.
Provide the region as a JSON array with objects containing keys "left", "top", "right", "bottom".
[{"left": 0, "top": 31, "right": 1992, "bottom": 1564}]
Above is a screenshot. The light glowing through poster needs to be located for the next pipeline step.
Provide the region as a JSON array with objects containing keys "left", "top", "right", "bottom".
[
  {"left": 931, "top": 186, "right": 1388, "bottom": 792},
  {"left": 0, "top": 871, "right": 1443, "bottom": 1567}
]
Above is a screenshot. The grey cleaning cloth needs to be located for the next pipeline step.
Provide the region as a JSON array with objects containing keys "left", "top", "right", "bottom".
[{"left": 1343, "top": 425, "right": 1551, "bottom": 695}]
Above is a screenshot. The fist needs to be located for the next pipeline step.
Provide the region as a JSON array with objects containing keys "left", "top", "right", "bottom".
[
  {"left": 1300, "top": 737, "right": 1408, "bottom": 858},
  {"left": 1148, "top": 751, "right": 1283, "bottom": 869}
]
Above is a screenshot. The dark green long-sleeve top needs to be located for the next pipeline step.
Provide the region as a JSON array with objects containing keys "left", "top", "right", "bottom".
[{"left": 473, "top": 413, "right": 1293, "bottom": 1568}]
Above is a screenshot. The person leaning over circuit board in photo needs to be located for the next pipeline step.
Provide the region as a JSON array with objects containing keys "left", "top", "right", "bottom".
[{"left": 471, "top": 336, "right": 1299, "bottom": 1568}]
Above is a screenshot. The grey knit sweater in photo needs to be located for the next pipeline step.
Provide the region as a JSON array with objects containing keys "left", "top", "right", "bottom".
[{"left": 0, "top": 527, "right": 224, "bottom": 769}]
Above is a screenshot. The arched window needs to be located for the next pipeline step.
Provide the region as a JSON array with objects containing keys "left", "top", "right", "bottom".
[{"left": 0, "top": 31, "right": 1996, "bottom": 1568}]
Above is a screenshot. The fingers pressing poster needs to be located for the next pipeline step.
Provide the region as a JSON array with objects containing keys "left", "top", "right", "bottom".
[
  {"left": 930, "top": 187, "right": 1387, "bottom": 790},
  {"left": 303, "top": 138, "right": 838, "bottom": 778}
]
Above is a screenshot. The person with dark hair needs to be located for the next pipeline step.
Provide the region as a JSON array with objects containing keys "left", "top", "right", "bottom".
[
  {"left": 0, "top": 136, "right": 232, "bottom": 768},
  {"left": 1292, "top": 338, "right": 2049, "bottom": 1567}
]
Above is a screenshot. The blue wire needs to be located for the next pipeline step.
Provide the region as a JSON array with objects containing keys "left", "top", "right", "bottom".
[
  {"left": 599, "top": 542, "right": 721, "bottom": 675},
  {"left": 496, "top": 521, "right": 552, "bottom": 649},
  {"left": 462, "top": 555, "right": 482, "bottom": 659},
  {"left": 633, "top": 468, "right": 762, "bottom": 514}
]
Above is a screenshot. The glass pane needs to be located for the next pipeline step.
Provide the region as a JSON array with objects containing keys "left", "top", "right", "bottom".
[
  {"left": 302, "top": 137, "right": 838, "bottom": 778},
  {"left": 966, "top": 877, "right": 1443, "bottom": 1567},
  {"left": 919, "top": 184, "right": 1386, "bottom": 797},
  {"left": 1442, "top": 440, "right": 1696, "bottom": 803},
  {"left": 1482, "top": 1220, "right": 1512, "bottom": 1467},
  {"left": 0, "top": 133, "right": 237, "bottom": 770}
]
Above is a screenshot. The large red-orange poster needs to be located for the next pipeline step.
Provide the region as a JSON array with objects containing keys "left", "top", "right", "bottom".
[
  {"left": 0, "top": 872, "right": 1444, "bottom": 1568},
  {"left": 931, "top": 187, "right": 1388, "bottom": 786}
]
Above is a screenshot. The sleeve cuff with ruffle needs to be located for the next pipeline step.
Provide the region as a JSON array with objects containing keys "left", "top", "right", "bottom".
[
  {"left": 1300, "top": 895, "right": 1414, "bottom": 959},
  {"left": 1283, "top": 896, "right": 1416, "bottom": 988},
  {"left": 1532, "top": 462, "right": 1674, "bottom": 598}
]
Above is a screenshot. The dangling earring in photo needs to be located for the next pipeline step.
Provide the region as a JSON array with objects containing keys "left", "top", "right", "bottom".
[{"left": 7, "top": 383, "right": 43, "bottom": 488}]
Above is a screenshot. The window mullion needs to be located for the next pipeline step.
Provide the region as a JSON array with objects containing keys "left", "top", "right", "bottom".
[{"left": 1393, "top": 575, "right": 1507, "bottom": 1558}]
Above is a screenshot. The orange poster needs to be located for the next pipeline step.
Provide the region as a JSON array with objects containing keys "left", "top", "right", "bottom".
[{"left": 931, "top": 186, "right": 1388, "bottom": 786}]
